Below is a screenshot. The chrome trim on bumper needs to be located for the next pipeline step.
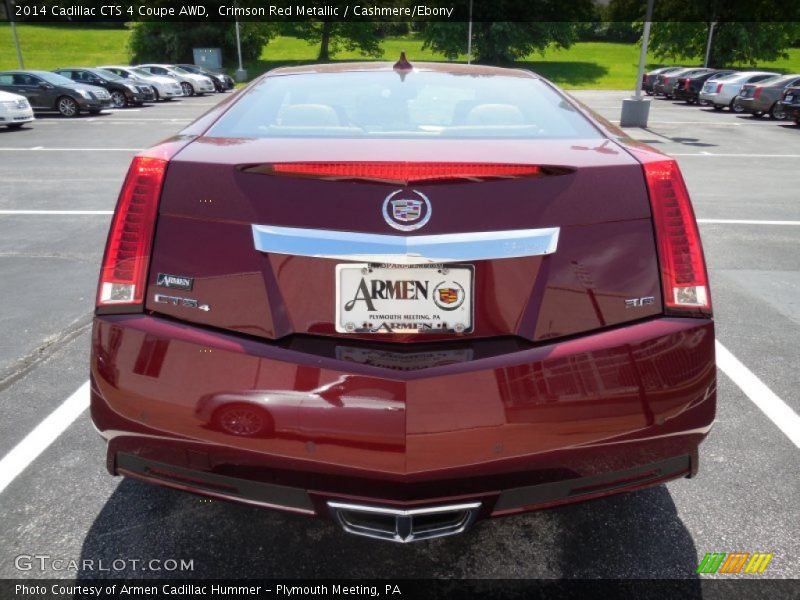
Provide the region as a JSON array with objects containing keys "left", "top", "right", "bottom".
[
  {"left": 252, "top": 224, "right": 559, "bottom": 264},
  {"left": 327, "top": 501, "right": 481, "bottom": 543}
]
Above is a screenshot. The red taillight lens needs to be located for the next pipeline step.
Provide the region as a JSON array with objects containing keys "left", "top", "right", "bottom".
[
  {"left": 642, "top": 160, "right": 711, "bottom": 314},
  {"left": 716, "top": 83, "right": 723, "bottom": 93},
  {"left": 753, "top": 87, "right": 763, "bottom": 99},
  {"left": 263, "top": 162, "right": 543, "bottom": 183},
  {"left": 96, "top": 156, "right": 166, "bottom": 309},
  {"left": 684, "top": 79, "right": 691, "bottom": 90}
]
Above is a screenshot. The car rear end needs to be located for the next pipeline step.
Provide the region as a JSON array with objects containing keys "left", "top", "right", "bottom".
[
  {"left": 90, "top": 63, "right": 715, "bottom": 542},
  {"left": 780, "top": 86, "right": 800, "bottom": 123},
  {"left": 699, "top": 73, "right": 738, "bottom": 106}
]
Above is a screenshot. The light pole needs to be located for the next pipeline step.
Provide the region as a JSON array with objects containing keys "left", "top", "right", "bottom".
[
  {"left": 620, "top": 0, "right": 655, "bottom": 127},
  {"left": 704, "top": 22, "right": 717, "bottom": 67},
  {"left": 467, "top": 0, "right": 473, "bottom": 65},
  {"left": 234, "top": 17, "right": 247, "bottom": 81},
  {"left": 5, "top": 0, "right": 25, "bottom": 68}
]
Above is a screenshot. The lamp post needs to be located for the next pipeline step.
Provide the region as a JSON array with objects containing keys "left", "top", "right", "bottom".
[
  {"left": 5, "top": 0, "right": 25, "bottom": 68},
  {"left": 467, "top": 0, "right": 473, "bottom": 65},
  {"left": 620, "top": 0, "right": 655, "bottom": 127},
  {"left": 704, "top": 22, "right": 717, "bottom": 67},
  {"left": 234, "top": 14, "right": 247, "bottom": 81}
]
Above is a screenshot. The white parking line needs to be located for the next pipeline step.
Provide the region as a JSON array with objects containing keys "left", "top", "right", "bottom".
[
  {"left": 0, "top": 210, "right": 112, "bottom": 215},
  {"left": 716, "top": 341, "right": 800, "bottom": 449},
  {"left": 697, "top": 219, "right": 800, "bottom": 226},
  {"left": 0, "top": 148, "right": 141, "bottom": 152},
  {"left": 0, "top": 381, "right": 90, "bottom": 495},
  {"left": 673, "top": 152, "right": 800, "bottom": 158},
  {"left": 615, "top": 120, "right": 743, "bottom": 126}
]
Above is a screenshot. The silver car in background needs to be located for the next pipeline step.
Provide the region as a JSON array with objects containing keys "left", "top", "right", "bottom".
[
  {"left": 699, "top": 71, "right": 778, "bottom": 111},
  {"left": 98, "top": 66, "right": 184, "bottom": 101},
  {"left": 136, "top": 64, "right": 215, "bottom": 96}
]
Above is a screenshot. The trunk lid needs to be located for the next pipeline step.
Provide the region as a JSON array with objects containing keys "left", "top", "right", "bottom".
[{"left": 146, "top": 137, "right": 662, "bottom": 344}]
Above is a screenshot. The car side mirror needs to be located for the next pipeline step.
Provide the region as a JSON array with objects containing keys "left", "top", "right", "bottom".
[{"left": 38, "top": 82, "right": 53, "bottom": 89}]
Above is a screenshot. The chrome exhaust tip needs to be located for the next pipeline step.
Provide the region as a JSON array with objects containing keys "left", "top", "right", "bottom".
[{"left": 327, "top": 501, "right": 481, "bottom": 543}]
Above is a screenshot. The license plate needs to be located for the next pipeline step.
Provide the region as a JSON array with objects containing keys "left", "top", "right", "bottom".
[{"left": 335, "top": 264, "right": 473, "bottom": 334}]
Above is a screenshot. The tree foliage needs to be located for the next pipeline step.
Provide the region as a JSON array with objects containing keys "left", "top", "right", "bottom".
[
  {"left": 129, "top": 22, "right": 277, "bottom": 65},
  {"left": 421, "top": 22, "right": 580, "bottom": 64},
  {"left": 420, "top": 0, "right": 594, "bottom": 64},
  {"left": 606, "top": 0, "right": 800, "bottom": 67},
  {"left": 283, "top": 21, "right": 383, "bottom": 61},
  {"left": 648, "top": 22, "right": 800, "bottom": 67}
]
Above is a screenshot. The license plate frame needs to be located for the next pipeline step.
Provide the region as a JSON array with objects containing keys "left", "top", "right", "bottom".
[{"left": 335, "top": 263, "right": 474, "bottom": 334}]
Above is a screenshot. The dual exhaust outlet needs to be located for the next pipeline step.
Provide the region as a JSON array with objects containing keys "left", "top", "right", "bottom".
[{"left": 327, "top": 501, "right": 482, "bottom": 543}]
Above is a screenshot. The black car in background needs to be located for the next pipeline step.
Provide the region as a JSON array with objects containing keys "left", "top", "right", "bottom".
[
  {"left": 175, "top": 64, "right": 234, "bottom": 92},
  {"left": 778, "top": 86, "right": 800, "bottom": 124},
  {"left": 0, "top": 70, "right": 111, "bottom": 117},
  {"left": 673, "top": 70, "right": 737, "bottom": 104},
  {"left": 657, "top": 68, "right": 714, "bottom": 99},
  {"left": 643, "top": 66, "right": 684, "bottom": 95},
  {"left": 54, "top": 67, "right": 154, "bottom": 108}
]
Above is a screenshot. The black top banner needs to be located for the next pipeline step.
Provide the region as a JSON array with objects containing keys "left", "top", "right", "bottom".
[{"left": 2, "top": 0, "right": 800, "bottom": 23}]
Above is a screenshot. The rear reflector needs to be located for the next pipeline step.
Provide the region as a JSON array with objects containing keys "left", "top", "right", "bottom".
[
  {"left": 96, "top": 156, "right": 166, "bottom": 309},
  {"left": 255, "top": 162, "right": 545, "bottom": 184},
  {"left": 641, "top": 160, "right": 711, "bottom": 314}
]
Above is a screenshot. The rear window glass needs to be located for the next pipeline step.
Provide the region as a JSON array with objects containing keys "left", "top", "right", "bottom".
[{"left": 207, "top": 70, "right": 601, "bottom": 140}]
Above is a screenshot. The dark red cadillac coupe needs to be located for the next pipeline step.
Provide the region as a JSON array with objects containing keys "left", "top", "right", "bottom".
[{"left": 91, "top": 60, "right": 715, "bottom": 543}]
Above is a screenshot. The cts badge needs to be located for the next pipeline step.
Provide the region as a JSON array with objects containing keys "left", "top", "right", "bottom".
[
  {"left": 382, "top": 189, "right": 431, "bottom": 231},
  {"left": 156, "top": 273, "right": 193, "bottom": 291}
]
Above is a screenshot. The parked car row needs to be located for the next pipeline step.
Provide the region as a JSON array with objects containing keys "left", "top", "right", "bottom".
[
  {"left": 0, "top": 63, "right": 234, "bottom": 122},
  {"left": 644, "top": 66, "right": 800, "bottom": 124}
]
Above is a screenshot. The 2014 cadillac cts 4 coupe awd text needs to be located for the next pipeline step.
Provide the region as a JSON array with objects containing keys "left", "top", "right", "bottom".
[{"left": 91, "top": 59, "right": 715, "bottom": 543}]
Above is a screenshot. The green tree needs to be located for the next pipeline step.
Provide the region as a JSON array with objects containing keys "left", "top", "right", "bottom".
[
  {"left": 129, "top": 22, "right": 277, "bottom": 65},
  {"left": 419, "top": 0, "right": 594, "bottom": 64},
  {"left": 649, "top": 22, "right": 800, "bottom": 67},
  {"left": 286, "top": 21, "right": 383, "bottom": 61},
  {"left": 421, "top": 22, "right": 584, "bottom": 64}
]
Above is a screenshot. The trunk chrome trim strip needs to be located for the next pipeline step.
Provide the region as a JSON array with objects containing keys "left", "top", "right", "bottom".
[{"left": 252, "top": 225, "right": 559, "bottom": 264}]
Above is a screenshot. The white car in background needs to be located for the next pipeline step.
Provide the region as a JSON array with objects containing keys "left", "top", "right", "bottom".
[
  {"left": 699, "top": 71, "right": 778, "bottom": 111},
  {"left": 0, "top": 90, "right": 34, "bottom": 128},
  {"left": 136, "top": 64, "right": 215, "bottom": 97},
  {"left": 98, "top": 65, "right": 184, "bottom": 101}
]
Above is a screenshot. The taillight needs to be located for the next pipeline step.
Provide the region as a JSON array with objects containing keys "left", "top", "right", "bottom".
[
  {"left": 684, "top": 79, "right": 691, "bottom": 90},
  {"left": 96, "top": 156, "right": 167, "bottom": 310},
  {"left": 640, "top": 159, "right": 711, "bottom": 315},
  {"left": 256, "top": 162, "right": 548, "bottom": 184},
  {"left": 716, "top": 83, "right": 723, "bottom": 93},
  {"left": 753, "top": 87, "right": 763, "bottom": 99}
]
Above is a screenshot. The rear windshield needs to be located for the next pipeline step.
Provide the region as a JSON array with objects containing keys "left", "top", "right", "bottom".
[{"left": 207, "top": 70, "right": 601, "bottom": 140}]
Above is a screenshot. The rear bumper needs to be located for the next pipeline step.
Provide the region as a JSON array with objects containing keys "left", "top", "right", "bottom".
[
  {"left": 779, "top": 102, "right": 800, "bottom": 120},
  {"left": 91, "top": 314, "right": 715, "bottom": 525},
  {"left": 733, "top": 97, "right": 766, "bottom": 113},
  {"left": 673, "top": 89, "right": 698, "bottom": 101}
]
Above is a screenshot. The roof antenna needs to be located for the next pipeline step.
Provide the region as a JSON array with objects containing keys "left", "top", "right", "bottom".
[{"left": 393, "top": 52, "right": 413, "bottom": 71}]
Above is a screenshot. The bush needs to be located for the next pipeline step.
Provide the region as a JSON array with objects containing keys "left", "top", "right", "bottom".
[{"left": 129, "top": 22, "right": 277, "bottom": 66}]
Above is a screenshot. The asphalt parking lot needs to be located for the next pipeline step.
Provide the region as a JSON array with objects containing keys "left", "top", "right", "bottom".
[{"left": 0, "top": 90, "right": 798, "bottom": 581}]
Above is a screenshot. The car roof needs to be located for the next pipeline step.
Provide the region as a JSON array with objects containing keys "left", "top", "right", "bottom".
[
  {"left": 728, "top": 71, "right": 778, "bottom": 78},
  {"left": 264, "top": 61, "right": 539, "bottom": 80},
  {"left": 0, "top": 70, "right": 57, "bottom": 76}
]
